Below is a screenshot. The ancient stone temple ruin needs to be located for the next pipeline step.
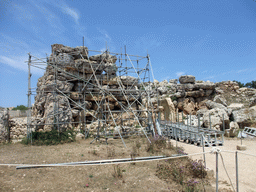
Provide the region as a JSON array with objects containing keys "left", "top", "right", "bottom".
[{"left": 29, "top": 44, "right": 154, "bottom": 138}]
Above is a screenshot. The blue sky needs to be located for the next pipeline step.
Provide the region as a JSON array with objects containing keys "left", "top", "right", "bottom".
[{"left": 1, "top": 0, "right": 256, "bottom": 107}]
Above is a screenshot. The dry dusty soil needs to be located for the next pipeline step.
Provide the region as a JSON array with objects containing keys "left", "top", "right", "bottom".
[
  {"left": 177, "top": 137, "right": 256, "bottom": 192},
  {"left": 0, "top": 136, "right": 255, "bottom": 192}
]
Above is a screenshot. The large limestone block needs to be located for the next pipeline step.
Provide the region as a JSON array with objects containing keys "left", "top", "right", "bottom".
[
  {"left": 186, "top": 90, "right": 205, "bottom": 98},
  {"left": 179, "top": 75, "right": 195, "bottom": 84},
  {"left": 213, "top": 95, "right": 227, "bottom": 107},
  {"left": 157, "top": 86, "right": 168, "bottom": 95},
  {"left": 228, "top": 103, "right": 244, "bottom": 111},
  {"left": 203, "top": 108, "right": 230, "bottom": 130},
  {"left": 169, "top": 79, "right": 178, "bottom": 84},
  {"left": 232, "top": 106, "right": 256, "bottom": 125},
  {"left": 159, "top": 80, "right": 168, "bottom": 87},
  {"left": 43, "top": 94, "right": 72, "bottom": 132},
  {"left": 39, "top": 79, "right": 74, "bottom": 93},
  {"left": 160, "top": 98, "right": 176, "bottom": 122},
  {"left": 89, "top": 53, "right": 117, "bottom": 63},
  {"left": 74, "top": 59, "right": 104, "bottom": 73},
  {"left": 70, "top": 92, "right": 84, "bottom": 100},
  {"left": 0, "top": 108, "right": 8, "bottom": 142},
  {"left": 51, "top": 44, "right": 88, "bottom": 60},
  {"left": 194, "top": 82, "right": 215, "bottom": 90},
  {"left": 205, "top": 100, "right": 227, "bottom": 110},
  {"left": 103, "top": 62, "right": 118, "bottom": 75}
]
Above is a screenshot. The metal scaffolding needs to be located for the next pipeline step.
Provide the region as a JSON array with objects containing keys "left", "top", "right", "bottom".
[{"left": 27, "top": 43, "right": 157, "bottom": 146}]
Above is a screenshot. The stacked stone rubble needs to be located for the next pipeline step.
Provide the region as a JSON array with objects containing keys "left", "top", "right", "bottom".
[{"left": 32, "top": 44, "right": 142, "bottom": 132}]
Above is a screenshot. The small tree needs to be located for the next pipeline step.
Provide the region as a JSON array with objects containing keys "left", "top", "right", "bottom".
[
  {"left": 233, "top": 80, "right": 244, "bottom": 88},
  {"left": 245, "top": 81, "right": 256, "bottom": 89},
  {"left": 12, "top": 105, "right": 28, "bottom": 111}
]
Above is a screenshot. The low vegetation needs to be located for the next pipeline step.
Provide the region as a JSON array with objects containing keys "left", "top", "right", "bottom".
[
  {"left": 233, "top": 80, "right": 256, "bottom": 89},
  {"left": 21, "top": 129, "right": 76, "bottom": 145},
  {"left": 1, "top": 136, "right": 217, "bottom": 191},
  {"left": 12, "top": 105, "right": 28, "bottom": 111}
]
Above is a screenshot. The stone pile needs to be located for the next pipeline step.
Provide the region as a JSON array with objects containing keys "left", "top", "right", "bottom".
[
  {"left": 154, "top": 75, "right": 215, "bottom": 115},
  {"left": 9, "top": 117, "right": 29, "bottom": 140},
  {"left": 155, "top": 76, "right": 256, "bottom": 134}
]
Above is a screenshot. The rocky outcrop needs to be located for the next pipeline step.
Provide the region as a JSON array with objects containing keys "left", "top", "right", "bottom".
[
  {"left": 0, "top": 108, "right": 8, "bottom": 142},
  {"left": 202, "top": 108, "right": 230, "bottom": 130},
  {"left": 232, "top": 106, "right": 256, "bottom": 127}
]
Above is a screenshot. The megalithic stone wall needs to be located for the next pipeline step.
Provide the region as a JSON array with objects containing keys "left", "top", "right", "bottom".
[{"left": 32, "top": 44, "right": 142, "bottom": 132}]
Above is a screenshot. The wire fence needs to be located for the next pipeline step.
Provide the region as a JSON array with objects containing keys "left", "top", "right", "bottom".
[{"left": 1, "top": 147, "right": 255, "bottom": 192}]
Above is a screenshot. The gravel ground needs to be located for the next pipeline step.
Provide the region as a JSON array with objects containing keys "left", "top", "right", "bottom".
[{"left": 175, "top": 137, "right": 256, "bottom": 192}]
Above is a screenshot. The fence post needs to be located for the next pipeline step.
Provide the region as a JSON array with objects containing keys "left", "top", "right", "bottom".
[
  {"left": 236, "top": 151, "right": 239, "bottom": 192},
  {"left": 209, "top": 113, "right": 212, "bottom": 129},
  {"left": 7, "top": 108, "right": 10, "bottom": 143},
  {"left": 216, "top": 151, "right": 219, "bottom": 192},
  {"left": 177, "top": 111, "right": 179, "bottom": 125},
  {"left": 198, "top": 113, "right": 200, "bottom": 132},
  {"left": 202, "top": 135, "right": 206, "bottom": 168}
]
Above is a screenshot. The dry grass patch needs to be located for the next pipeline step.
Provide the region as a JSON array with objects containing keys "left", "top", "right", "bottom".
[{"left": 0, "top": 136, "right": 216, "bottom": 191}]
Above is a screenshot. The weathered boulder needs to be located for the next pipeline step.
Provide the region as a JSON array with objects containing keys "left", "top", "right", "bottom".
[
  {"left": 213, "top": 95, "right": 227, "bottom": 107},
  {"left": 43, "top": 94, "right": 72, "bottom": 131},
  {"left": 160, "top": 98, "right": 176, "bottom": 122},
  {"left": 202, "top": 108, "right": 230, "bottom": 130},
  {"left": 76, "top": 133, "right": 84, "bottom": 140},
  {"left": 153, "top": 79, "right": 159, "bottom": 85},
  {"left": 157, "top": 86, "right": 168, "bottom": 95},
  {"left": 51, "top": 44, "right": 88, "bottom": 60},
  {"left": 228, "top": 103, "right": 244, "bottom": 111},
  {"left": 232, "top": 106, "right": 256, "bottom": 127},
  {"left": 166, "top": 83, "right": 177, "bottom": 93},
  {"left": 215, "top": 87, "right": 224, "bottom": 94},
  {"left": 177, "top": 98, "right": 196, "bottom": 115},
  {"left": 205, "top": 100, "right": 226, "bottom": 110},
  {"left": 169, "top": 79, "right": 178, "bottom": 84},
  {"left": 193, "top": 82, "right": 215, "bottom": 90},
  {"left": 74, "top": 59, "right": 104, "bottom": 73},
  {"left": 89, "top": 53, "right": 117, "bottom": 63},
  {"left": 179, "top": 75, "right": 195, "bottom": 84},
  {"left": 159, "top": 80, "right": 168, "bottom": 87},
  {"left": 103, "top": 62, "right": 118, "bottom": 75},
  {"left": 249, "top": 95, "right": 256, "bottom": 107},
  {"left": 186, "top": 90, "right": 204, "bottom": 98},
  {"left": 119, "top": 76, "right": 139, "bottom": 86},
  {"left": 174, "top": 91, "right": 186, "bottom": 98}
]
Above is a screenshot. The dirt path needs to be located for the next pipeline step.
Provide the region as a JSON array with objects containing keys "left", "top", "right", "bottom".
[{"left": 174, "top": 138, "right": 256, "bottom": 192}]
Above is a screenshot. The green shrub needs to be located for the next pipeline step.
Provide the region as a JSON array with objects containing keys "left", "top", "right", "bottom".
[
  {"left": 171, "top": 96, "right": 177, "bottom": 102},
  {"left": 21, "top": 129, "right": 76, "bottom": 145},
  {"left": 12, "top": 105, "right": 28, "bottom": 111}
]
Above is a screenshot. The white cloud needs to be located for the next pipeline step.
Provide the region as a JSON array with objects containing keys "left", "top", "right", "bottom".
[
  {"left": 61, "top": 5, "right": 79, "bottom": 24},
  {"left": 0, "top": 55, "right": 44, "bottom": 75},
  {"left": 176, "top": 71, "right": 185, "bottom": 77}
]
